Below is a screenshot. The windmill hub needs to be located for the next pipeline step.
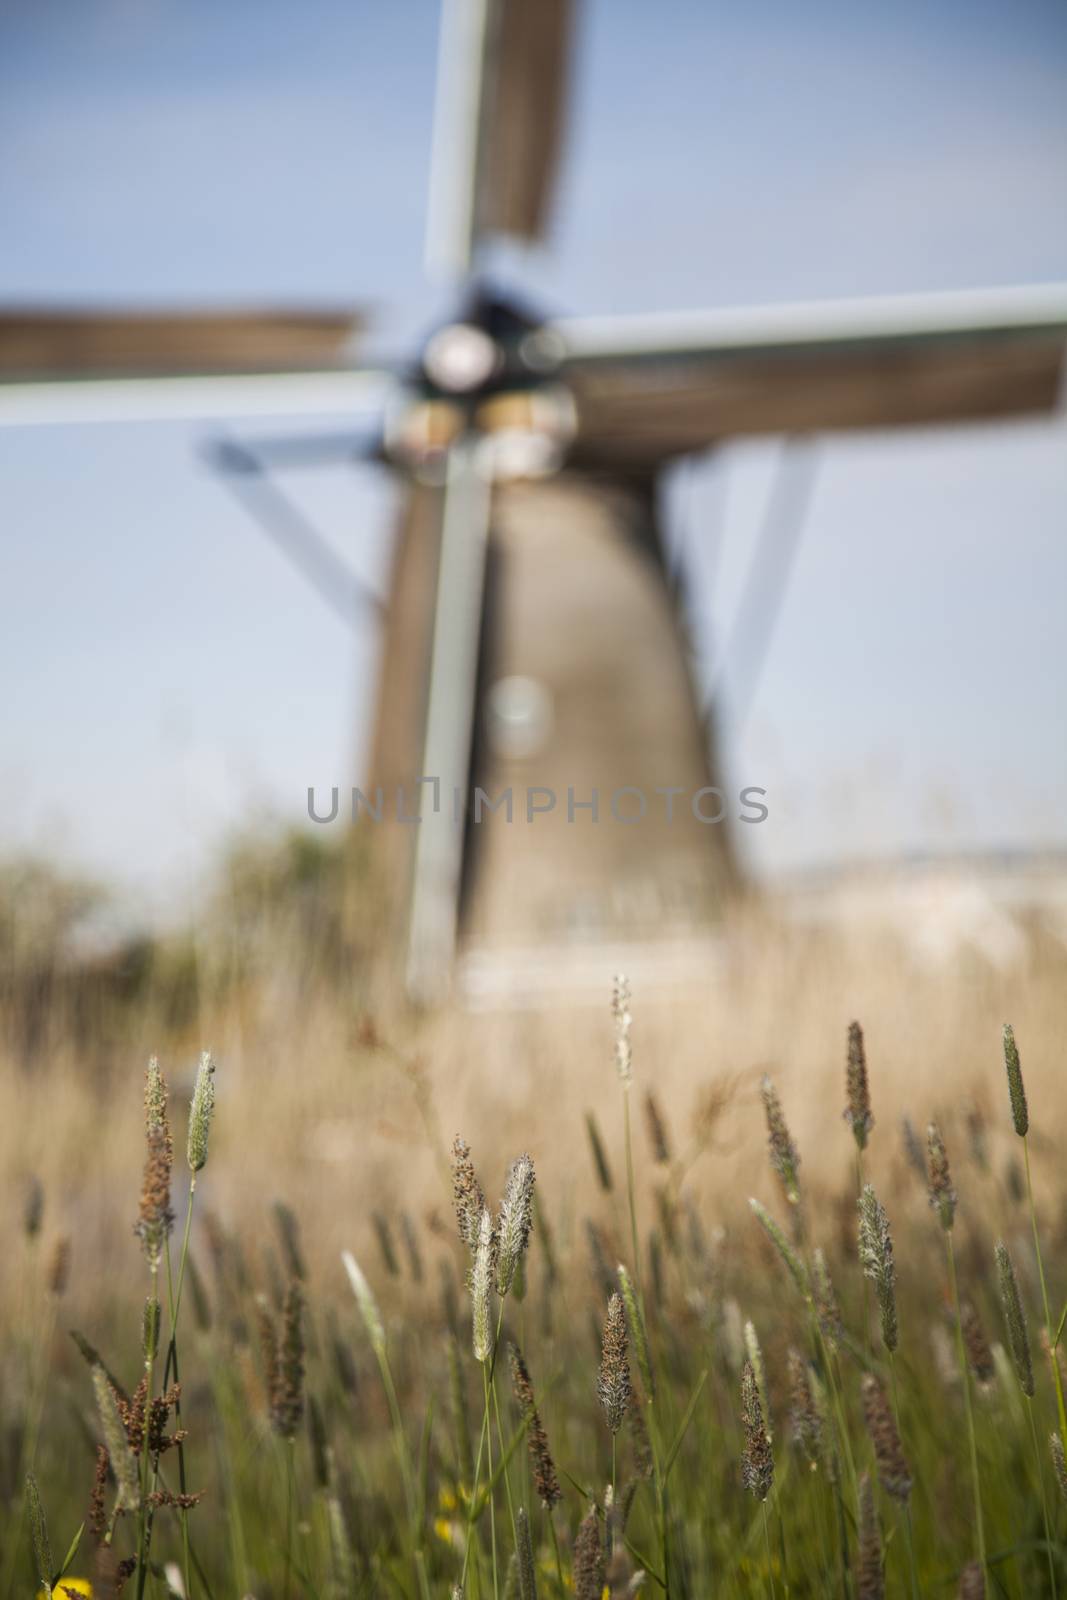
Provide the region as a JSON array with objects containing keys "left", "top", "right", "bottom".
[{"left": 421, "top": 322, "right": 499, "bottom": 393}]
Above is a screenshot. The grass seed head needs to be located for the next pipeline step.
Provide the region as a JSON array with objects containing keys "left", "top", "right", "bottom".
[
  {"left": 643, "top": 1090, "right": 671, "bottom": 1164},
  {"left": 136, "top": 1123, "right": 174, "bottom": 1268},
  {"left": 26, "top": 1472, "right": 52, "bottom": 1594},
  {"left": 270, "top": 1280, "right": 305, "bottom": 1438},
  {"left": 341, "top": 1251, "right": 385, "bottom": 1355},
  {"left": 508, "top": 1342, "right": 561, "bottom": 1508},
  {"left": 741, "top": 1358, "right": 774, "bottom": 1500},
  {"left": 91, "top": 1366, "right": 141, "bottom": 1512},
  {"left": 496, "top": 1153, "right": 535, "bottom": 1296},
  {"left": 760, "top": 1075, "right": 801, "bottom": 1206},
  {"left": 744, "top": 1321, "right": 771, "bottom": 1441},
  {"left": 961, "top": 1299, "right": 994, "bottom": 1387},
  {"left": 597, "top": 1291, "right": 632, "bottom": 1435},
  {"left": 1051, "top": 1433, "right": 1067, "bottom": 1502},
  {"left": 187, "top": 1052, "right": 216, "bottom": 1174},
  {"left": 857, "top": 1184, "right": 898, "bottom": 1353},
  {"left": 612, "top": 973, "right": 633, "bottom": 1086},
  {"left": 585, "top": 1111, "right": 614, "bottom": 1192},
  {"left": 23, "top": 1175, "right": 44, "bottom": 1240},
  {"left": 812, "top": 1247, "right": 844, "bottom": 1352},
  {"left": 957, "top": 1560, "right": 985, "bottom": 1599},
  {"left": 787, "top": 1348, "right": 821, "bottom": 1466},
  {"left": 617, "top": 1262, "right": 654, "bottom": 1402},
  {"left": 47, "top": 1236, "right": 71, "bottom": 1298},
  {"left": 451, "top": 1136, "right": 487, "bottom": 1253},
  {"left": 515, "top": 1505, "right": 537, "bottom": 1600},
  {"left": 573, "top": 1506, "right": 605, "bottom": 1600},
  {"left": 845, "top": 1021, "right": 874, "bottom": 1151},
  {"left": 856, "top": 1472, "right": 884, "bottom": 1600},
  {"left": 926, "top": 1121, "right": 957, "bottom": 1232},
  {"left": 1002, "top": 1023, "right": 1028, "bottom": 1138},
  {"left": 471, "top": 1206, "right": 494, "bottom": 1363},
  {"left": 861, "top": 1374, "right": 911, "bottom": 1503}
]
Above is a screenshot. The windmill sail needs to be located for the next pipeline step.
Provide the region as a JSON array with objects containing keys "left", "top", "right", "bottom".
[{"left": 550, "top": 282, "right": 1067, "bottom": 468}]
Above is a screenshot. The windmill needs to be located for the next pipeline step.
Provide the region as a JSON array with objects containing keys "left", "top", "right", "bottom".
[{"left": 3, "top": 0, "right": 1067, "bottom": 1006}]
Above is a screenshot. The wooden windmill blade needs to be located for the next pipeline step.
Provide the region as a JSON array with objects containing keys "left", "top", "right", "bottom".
[
  {"left": 425, "top": 0, "right": 576, "bottom": 274},
  {"left": 0, "top": 305, "right": 391, "bottom": 428},
  {"left": 546, "top": 283, "right": 1067, "bottom": 468},
  {"left": 0, "top": 307, "right": 366, "bottom": 377}
]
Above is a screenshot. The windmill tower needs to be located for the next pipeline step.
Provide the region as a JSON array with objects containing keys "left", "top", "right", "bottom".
[{"left": 2, "top": 0, "right": 1067, "bottom": 1007}]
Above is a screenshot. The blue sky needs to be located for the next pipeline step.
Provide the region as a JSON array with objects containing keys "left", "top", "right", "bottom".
[{"left": 2, "top": 0, "right": 1066, "bottom": 913}]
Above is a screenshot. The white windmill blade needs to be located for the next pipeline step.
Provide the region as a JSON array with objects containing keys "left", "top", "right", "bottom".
[
  {"left": 0, "top": 368, "right": 396, "bottom": 429},
  {"left": 548, "top": 282, "right": 1067, "bottom": 360},
  {"left": 425, "top": 0, "right": 576, "bottom": 277}
]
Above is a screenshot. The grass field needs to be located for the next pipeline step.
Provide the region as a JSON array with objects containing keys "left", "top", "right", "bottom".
[{"left": 2, "top": 839, "right": 1067, "bottom": 1598}]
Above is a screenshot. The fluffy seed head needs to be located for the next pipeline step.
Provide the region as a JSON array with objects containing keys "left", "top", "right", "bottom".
[
  {"left": 856, "top": 1472, "right": 884, "bottom": 1600},
  {"left": 341, "top": 1250, "right": 384, "bottom": 1354},
  {"left": 451, "top": 1136, "right": 487, "bottom": 1253},
  {"left": 1002, "top": 1024, "right": 1028, "bottom": 1138},
  {"left": 861, "top": 1374, "right": 912, "bottom": 1503},
  {"left": 509, "top": 1342, "right": 561, "bottom": 1508},
  {"left": 926, "top": 1121, "right": 957, "bottom": 1231},
  {"left": 845, "top": 1021, "right": 874, "bottom": 1151},
  {"left": 597, "top": 1292, "right": 631, "bottom": 1434},
  {"left": 187, "top": 1052, "right": 216, "bottom": 1173},
  {"left": 761, "top": 1075, "right": 801, "bottom": 1206},
  {"left": 741, "top": 1359, "right": 774, "bottom": 1500},
  {"left": 496, "top": 1153, "right": 535, "bottom": 1296},
  {"left": 471, "top": 1207, "right": 494, "bottom": 1363},
  {"left": 858, "top": 1184, "right": 898, "bottom": 1353},
  {"left": 612, "top": 973, "right": 633, "bottom": 1086}
]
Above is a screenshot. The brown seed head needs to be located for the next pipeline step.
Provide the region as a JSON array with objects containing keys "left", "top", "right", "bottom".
[
  {"left": 761, "top": 1075, "right": 801, "bottom": 1206},
  {"left": 856, "top": 1472, "right": 884, "bottom": 1600},
  {"left": 787, "top": 1347, "right": 821, "bottom": 1466},
  {"left": 271, "top": 1280, "right": 305, "bottom": 1439},
  {"left": 845, "top": 1021, "right": 874, "bottom": 1151},
  {"left": 643, "top": 1090, "right": 671, "bottom": 1164},
  {"left": 451, "top": 1136, "right": 487, "bottom": 1253},
  {"left": 136, "top": 1120, "right": 174, "bottom": 1267},
  {"left": 508, "top": 1342, "right": 561, "bottom": 1508},
  {"left": 961, "top": 1300, "right": 995, "bottom": 1387},
  {"left": 573, "top": 1507, "right": 605, "bottom": 1600},
  {"left": 861, "top": 1374, "right": 912, "bottom": 1503},
  {"left": 47, "top": 1235, "right": 71, "bottom": 1297},
  {"left": 926, "top": 1121, "right": 957, "bottom": 1231}
]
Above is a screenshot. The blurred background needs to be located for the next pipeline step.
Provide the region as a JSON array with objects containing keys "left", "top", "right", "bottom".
[{"left": 3, "top": 0, "right": 1066, "bottom": 957}]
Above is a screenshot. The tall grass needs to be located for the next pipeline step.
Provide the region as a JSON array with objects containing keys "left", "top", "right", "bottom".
[{"left": 2, "top": 857, "right": 1067, "bottom": 1597}]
